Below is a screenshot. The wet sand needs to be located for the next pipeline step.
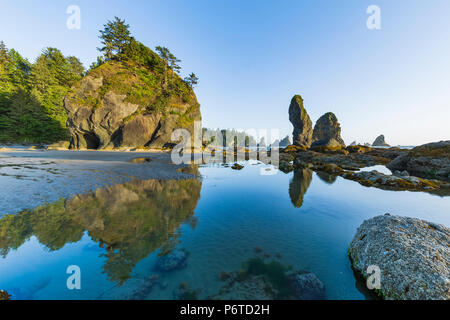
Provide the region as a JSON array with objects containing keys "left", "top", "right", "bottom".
[{"left": 0, "top": 149, "right": 197, "bottom": 216}]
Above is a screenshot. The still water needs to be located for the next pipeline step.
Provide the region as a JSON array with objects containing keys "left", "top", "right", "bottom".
[{"left": 1, "top": 161, "right": 449, "bottom": 299}]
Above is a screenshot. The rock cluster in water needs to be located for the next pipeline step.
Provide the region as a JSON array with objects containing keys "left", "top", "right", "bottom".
[
  {"left": 210, "top": 257, "right": 326, "bottom": 300},
  {"left": 387, "top": 140, "right": 450, "bottom": 182},
  {"left": 349, "top": 214, "right": 450, "bottom": 300},
  {"left": 288, "top": 95, "right": 345, "bottom": 150}
]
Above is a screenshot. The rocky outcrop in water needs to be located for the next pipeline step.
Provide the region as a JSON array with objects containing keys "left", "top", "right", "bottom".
[
  {"left": 289, "top": 95, "right": 313, "bottom": 147},
  {"left": 311, "top": 112, "right": 345, "bottom": 149},
  {"left": 349, "top": 214, "right": 450, "bottom": 300},
  {"left": 387, "top": 140, "right": 450, "bottom": 182},
  {"left": 64, "top": 56, "right": 201, "bottom": 150},
  {"left": 372, "top": 135, "right": 390, "bottom": 147}
]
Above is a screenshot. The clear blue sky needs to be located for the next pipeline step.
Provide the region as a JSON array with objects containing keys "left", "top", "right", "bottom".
[{"left": 1, "top": 0, "right": 449, "bottom": 145}]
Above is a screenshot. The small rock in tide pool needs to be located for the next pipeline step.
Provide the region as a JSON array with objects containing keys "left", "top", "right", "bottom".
[
  {"left": 173, "top": 282, "right": 201, "bottom": 300},
  {"left": 0, "top": 290, "right": 11, "bottom": 300},
  {"left": 155, "top": 248, "right": 188, "bottom": 272},
  {"left": 287, "top": 271, "right": 326, "bottom": 300},
  {"left": 231, "top": 163, "right": 244, "bottom": 170},
  {"left": 129, "top": 157, "right": 152, "bottom": 163}
]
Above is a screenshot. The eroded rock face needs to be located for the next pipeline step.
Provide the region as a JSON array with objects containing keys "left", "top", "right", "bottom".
[
  {"left": 312, "top": 112, "right": 345, "bottom": 148},
  {"left": 372, "top": 135, "right": 390, "bottom": 147},
  {"left": 64, "top": 61, "right": 201, "bottom": 150},
  {"left": 349, "top": 214, "right": 450, "bottom": 300},
  {"left": 289, "top": 95, "right": 313, "bottom": 147},
  {"left": 387, "top": 140, "right": 450, "bottom": 182}
]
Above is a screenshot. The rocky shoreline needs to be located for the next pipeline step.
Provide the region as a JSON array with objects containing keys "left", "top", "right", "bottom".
[
  {"left": 349, "top": 214, "right": 450, "bottom": 300},
  {"left": 279, "top": 142, "right": 450, "bottom": 195}
]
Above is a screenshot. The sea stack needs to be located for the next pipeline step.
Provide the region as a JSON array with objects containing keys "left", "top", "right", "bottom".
[
  {"left": 288, "top": 95, "right": 313, "bottom": 147},
  {"left": 64, "top": 50, "right": 201, "bottom": 150},
  {"left": 311, "top": 112, "right": 345, "bottom": 149},
  {"left": 372, "top": 135, "right": 390, "bottom": 147}
]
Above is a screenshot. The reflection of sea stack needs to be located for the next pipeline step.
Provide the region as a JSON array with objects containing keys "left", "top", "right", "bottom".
[
  {"left": 316, "top": 171, "right": 337, "bottom": 184},
  {"left": 0, "top": 177, "right": 202, "bottom": 283},
  {"left": 289, "top": 169, "right": 313, "bottom": 208},
  {"left": 289, "top": 95, "right": 313, "bottom": 147}
]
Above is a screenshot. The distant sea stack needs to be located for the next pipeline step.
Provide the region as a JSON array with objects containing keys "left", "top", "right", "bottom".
[
  {"left": 311, "top": 112, "right": 345, "bottom": 149},
  {"left": 372, "top": 135, "right": 390, "bottom": 147},
  {"left": 64, "top": 46, "right": 201, "bottom": 150},
  {"left": 288, "top": 95, "right": 313, "bottom": 147}
]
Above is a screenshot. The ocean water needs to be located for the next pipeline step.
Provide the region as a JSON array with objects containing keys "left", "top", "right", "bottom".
[{"left": 0, "top": 160, "right": 449, "bottom": 300}]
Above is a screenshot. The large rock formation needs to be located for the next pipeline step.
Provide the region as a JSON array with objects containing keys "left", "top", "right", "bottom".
[
  {"left": 387, "top": 140, "right": 450, "bottom": 182},
  {"left": 289, "top": 95, "right": 313, "bottom": 147},
  {"left": 349, "top": 214, "right": 449, "bottom": 300},
  {"left": 311, "top": 112, "right": 345, "bottom": 148},
  {"left": 64, "top": 56, "right": 201, "bottom": 150},
  {"left": 372, "top": 135, "right": 390, "bottom": 147}
]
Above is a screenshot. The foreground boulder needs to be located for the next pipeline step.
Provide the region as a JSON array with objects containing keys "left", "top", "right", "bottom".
[
  {"left": 387, "top": 140, "right": 450, "bottom": 182},
  {"left": 349, "top": 214, "right": 449, "bottom": 300},
  {"left": 312, "top": 112, "right": 345, "bottom": 149},
  {"left": 372, "top": 135, "right": 390, "bottom": 147},
  {"left": 64, "top": 55, "right": 201, "bottom": 150},
  {"left": 289, "top": 95, "right": 313, "bottom": 147}
]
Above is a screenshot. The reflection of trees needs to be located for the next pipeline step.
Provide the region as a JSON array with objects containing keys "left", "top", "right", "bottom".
[
  {"left": 0, "top": 178, "right": 201, "bottom": 284},
  {"left": 288, "top": 169, "right": 313, "bottom": 208},
  {"left": 316, "top": 171, "right": 337, "bottom": 184}
]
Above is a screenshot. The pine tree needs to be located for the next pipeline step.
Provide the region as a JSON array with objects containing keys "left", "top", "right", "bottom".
[
  {"left": 184, "top": 72, "right": 199, "bottom": 88},
  {"left": 155, "top": 46, "right": 181, "bottom": 90},
  {"left": 98, "top": 17, "right": 131, "bottom": 61},
  {"left": 0, "top": 41, "right": 10, "bottom": 65}
]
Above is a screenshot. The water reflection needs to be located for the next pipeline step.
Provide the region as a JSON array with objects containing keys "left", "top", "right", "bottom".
[
  {"left": 0, "top": 177, "right": 202, "bottom": 284},
  {"left": 288, "top": 169, "right": 313, "bottom": 208},
  {"left": 316, "top": 171, "right": 337, "bottom": 184}
]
